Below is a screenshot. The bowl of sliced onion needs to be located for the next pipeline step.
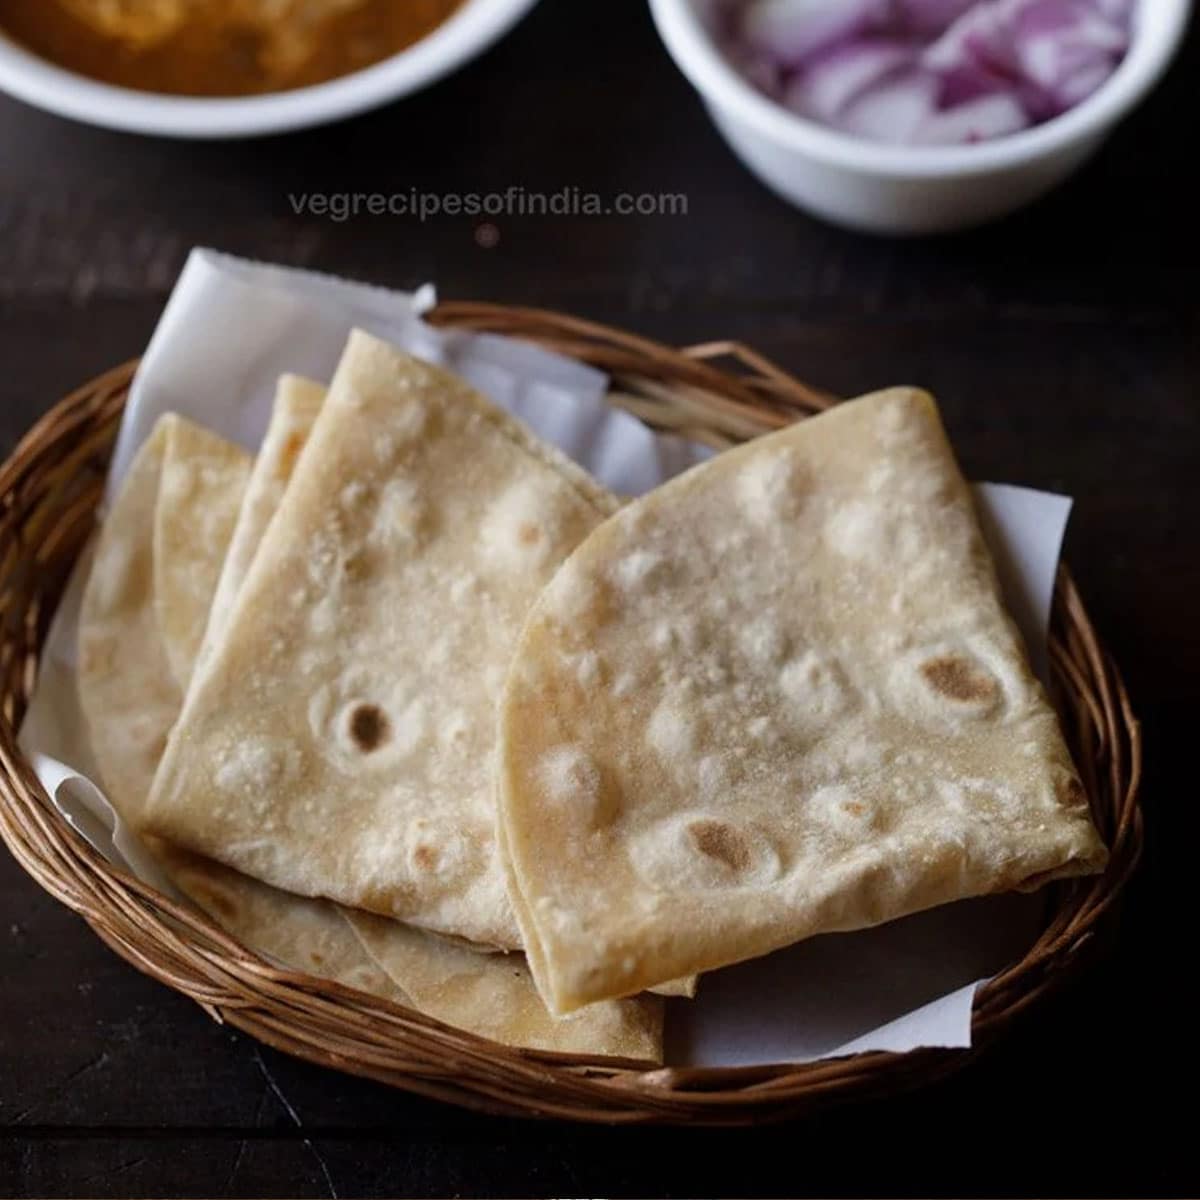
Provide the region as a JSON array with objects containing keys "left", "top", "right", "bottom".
[{"left": 649, "top": 0, "right": 1191, "bottom": 233}]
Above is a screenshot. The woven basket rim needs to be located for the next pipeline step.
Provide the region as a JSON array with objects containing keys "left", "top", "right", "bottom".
[{"left": 0, "top": 303, "right": 1143, "bottom": 1124}]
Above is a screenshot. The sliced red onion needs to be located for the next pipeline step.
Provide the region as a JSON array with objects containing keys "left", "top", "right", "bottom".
[
  {"left": 1092, "top": 0, "right": 1135, "bottom": 26},
  {"left": 1055, "top": 59, "right": 1119, "bottom": 108},
  {"left": 837, "top": 69, "right": 943, "bottom": 143},
  {"left": 1012, "top": 2, "right": 1129, "bottom": 111},
  {"left": 893, "top": 0, "right": 980, "bottom": 35},
  {"left": 923, "top": 3, "right": 1014, "bottom": 73},
  {"left": 727, "top": 40, "right": 788, "bottom": 98},
  {"left": 924, "top": 0, "right": 1128, "bottom": 116},
  {"left": 911, "top": 90, "right": 1031, "bottom": 142},
  {"left": 740, "top": 0, "right": 888, "bottom": 65},
  {"left": 784, "top": 39, "right": 918, "bottom": 123},
  {"left": 937, "top": 62, "right": 1017, "bottom": 106},
  {"left": 725, "top": 0, "right": 1135, "bottom": 145},
  {"left": 1015, "top": 3, "right": 1128, "bottom": 60}
]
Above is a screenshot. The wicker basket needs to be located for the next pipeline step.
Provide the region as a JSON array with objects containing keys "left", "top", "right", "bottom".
[{"left": 0, "top": 302, "right": 1142, "bottom": 1125}]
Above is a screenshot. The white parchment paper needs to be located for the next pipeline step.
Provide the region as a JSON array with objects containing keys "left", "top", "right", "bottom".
[{"left": 19, "top": 249, "right": 1072, "bottom": 1068}]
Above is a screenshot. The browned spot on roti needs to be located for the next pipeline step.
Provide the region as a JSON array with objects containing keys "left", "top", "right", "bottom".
[
  {"left": 360, "top": 881, "right": 404, "bottom": 915},
  {"left": 342, "top": 548, "right": 373, "bottom": 582},
  {"left": 844, "top": 801, "right": 866, "bottom": 816},
  {"left": 349, "top": 703, "right": 389, "bottom": 752},
  {"left": 1056, "top": 775, "right": 1088, "bottom": 812},
  {"left": 277, "top": 431, "right": 307, "bottom": 479},
  {"left": 412, "top": 843, "right": 439, "bottom": 871},
  {"left": 517, "top": 521, "right": 541, "bottom": 546},
  {"left": 920, "top": 655, "right": 998, "bottom": 703},
  {"left": 190, "top": 882, "right": 236, "bottom": 921},
  {"left": 689, "top": 819, "right": 751, "bottom": 872}
]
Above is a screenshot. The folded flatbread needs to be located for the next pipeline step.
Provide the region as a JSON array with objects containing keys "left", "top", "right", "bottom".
[
  {"left": 343, "top": 908, "right": 661, "bottom": 1057},
  {"left": 498, "top": 388, "right": 1109, "bottom": 1013},
  {"left": 199, "top": 374, "right": 325, "bottom": 661},
  {"left": 77, "top": 402, "right": 661, "bottom": 1059},
  {"left": 170, "top": 852, "right": 660, "bottom": 1060},
  {"left": 79, "top": 415, "right": 250, "bottom": 810},
  {"left": 201, "top": 375, "right": 691, "bottom": 1005},
  {"left": 154, "top": 416, "right": 253, "bottom": 687},
  {"left": 143, "top": 332, "right": 620, "bottom": 950},
  {"left": 77, "top": 411, "right": 381, "bottom": 981}
]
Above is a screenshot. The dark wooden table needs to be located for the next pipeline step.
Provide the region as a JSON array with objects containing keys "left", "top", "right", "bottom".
[{"left": 1, "top": 2, "right": 1197, "bottom": 1196}]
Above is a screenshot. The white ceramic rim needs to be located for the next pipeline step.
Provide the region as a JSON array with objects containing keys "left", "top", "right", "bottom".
[
  {"left": 648, "top": 0, "right": 1194, "bottom": 177},
  {"left": 0, "top": 0, "right": 540, "bottom": 138}
]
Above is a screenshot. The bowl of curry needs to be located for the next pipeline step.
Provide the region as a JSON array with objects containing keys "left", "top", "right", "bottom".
[{"left": 0, "top": 0, "right": 539, "bottom": 137}]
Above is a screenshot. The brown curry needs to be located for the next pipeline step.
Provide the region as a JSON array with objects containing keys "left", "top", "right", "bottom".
[{"left": 0, "top": 0, "right": 466, "bottom": 97}]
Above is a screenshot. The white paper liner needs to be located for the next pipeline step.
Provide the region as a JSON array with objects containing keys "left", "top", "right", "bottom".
[{"left": 18, "top": 249, "right": 1072, "bottom": 1067}]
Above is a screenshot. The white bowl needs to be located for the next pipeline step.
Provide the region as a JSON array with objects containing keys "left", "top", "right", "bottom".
[
  {"left": 0, "top": 0, "right": 540, "bottom": 139},
  {"left": 649, "top": 0, "right": 1192, "bottom": 234}
]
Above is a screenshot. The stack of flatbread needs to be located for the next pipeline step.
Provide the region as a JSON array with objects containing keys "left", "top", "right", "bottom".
[
  {"left": 79, "top": 337, "right": 662, "bottom": 1059},
  {"left": 76, "top": 328, "right": 1107, "bottom": 1054}
]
